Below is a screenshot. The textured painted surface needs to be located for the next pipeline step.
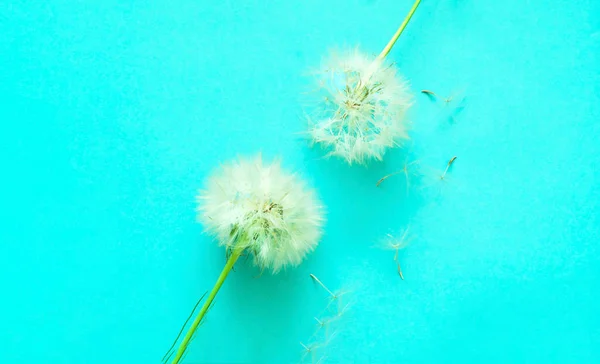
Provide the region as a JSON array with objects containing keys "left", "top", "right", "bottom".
[{"left": 1, "top": 1, "right": 599, "bottom": 363}]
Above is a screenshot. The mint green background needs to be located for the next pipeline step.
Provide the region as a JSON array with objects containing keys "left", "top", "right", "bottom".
[{"left": 1, "top": 1, "right": 599, "bottom": 363}]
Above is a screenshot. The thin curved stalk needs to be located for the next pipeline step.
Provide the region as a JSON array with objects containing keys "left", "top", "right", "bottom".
[
  {"left": 162, "top": 291, "right": 208, "bottom": 363},
  {"left": 170, "top": 247, "right": 244, "bottom": 364},
  {"left": 377, "top": 0, "right": 422, "bottom": 60}
]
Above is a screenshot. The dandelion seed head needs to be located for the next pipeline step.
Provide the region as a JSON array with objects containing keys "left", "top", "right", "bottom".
[
  {"left": 307, "top": 48, "right": 413, "bottom": 165},
  {"left": 197, "top": 155, "right": 325, "bottom": 273}
]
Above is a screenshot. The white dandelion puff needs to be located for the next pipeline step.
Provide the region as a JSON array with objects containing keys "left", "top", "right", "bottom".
[
  {"left": 307, "top": 49, "right": 413, "bottom": 165},
  {"left": 198, "top": 155, "right": 325, "bottom": 272},
  {"left": 305, "top": 0, "right": 422, "bottom": 165}
]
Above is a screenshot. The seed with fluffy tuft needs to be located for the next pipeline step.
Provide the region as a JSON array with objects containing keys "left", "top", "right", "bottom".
[
  {"left": 306, "top": 48, "right": 413, "bottom": 165},
  {"left": 197, "top": 155, "right": 325, "bottom": 273}
]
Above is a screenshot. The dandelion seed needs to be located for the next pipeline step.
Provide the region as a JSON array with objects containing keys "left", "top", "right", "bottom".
[
  {"left": 382, "top": 228, "right": 412, "bottom": 279},
  {"left": 421, "top": 88, "right": 467, "bottom": 124},
  {"left": 422, "top": 156, "right": 458, "bottom": 188},
  {"left": 313, "top": 316, "right": 330, "bottom": 337},
  {"left": 309, "top": 275, "right": 350, "bottom": 313},
  {"left": 376, "top": 157, "right": 420, "bottom": 195},
  {"left": 420, "top": 89, "right": 457, "bottom": 104},
  {"left": 300, "top": 342, "right": 313, "bottom": 351},
  {"left": 300, "top": 341, "right": 321, "bottom": 362},
  {"left": 441, "top": 156, "right": 457, "bottom": 180},
  {"left": 421, "top": 89, "right": 439, "bottom": 100},
  {"left": 302, "top": 280, "right": 351, "bottom": 363}
]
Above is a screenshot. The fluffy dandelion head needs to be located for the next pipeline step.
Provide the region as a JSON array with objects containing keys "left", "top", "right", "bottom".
[
  {"left": 307, "top": 48, "right": 413, "bottom": 165},
  {"left": 197, "top": 155, "right": 325, "bottom": 273}
]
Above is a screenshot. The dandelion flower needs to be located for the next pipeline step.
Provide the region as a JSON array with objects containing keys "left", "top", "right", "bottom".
[
  {"left": 198, "top": 155, "right": 325, "bottom": 272},
  {"left": 168, "top": 155, "right": 324, "bottom": 364},
  {"left": 306, "top": 0, "right": 422, "bottom": 165},
  {"left": 308, "top": 49, "right": 412, "bottom": 164}
]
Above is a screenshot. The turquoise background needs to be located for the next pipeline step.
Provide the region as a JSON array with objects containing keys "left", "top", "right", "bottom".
[{"left": 1, "top": 0, "right": 599, "bottom": 363}]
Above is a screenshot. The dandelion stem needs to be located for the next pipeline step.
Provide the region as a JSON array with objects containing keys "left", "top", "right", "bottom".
[
  {"left": 171, "top": 247, "right": 244, "bottom": 364},
  {"left": 377, "top": 0, "right": 422, "bottom": 60}
]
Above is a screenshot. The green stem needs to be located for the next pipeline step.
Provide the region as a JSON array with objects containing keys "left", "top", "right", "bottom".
[
  {"left": 171, "top": 247, "right": 244, "bottom": 364},
  {"left": 376, "top": 0, "right": 422, "bottom": 60}
]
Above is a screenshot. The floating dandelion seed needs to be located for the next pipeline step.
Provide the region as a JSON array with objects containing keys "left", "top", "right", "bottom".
[
  {"left": 310, "top": 274, "right": 350, "bottom": 311},
  {"left": 313, "top": 301, "right": 351, "bottom": 336},
  {"left": 382, "top": 227, "right": 413, "bottom": 279},
  {"left": 376, "top": 156, "right": 420, "bottom": 194},
  {"left": 421, "top": 89, "right": 449, "bottom": 104},
  {"left": 306, "top": 0, "right": 422, "bottom": 165},
  {"left": 302, "top": 276, "right": 351, "bottom": 363},
  {"left": 422, "top": 156, "right": 459, "bottom": 195},
  {"left": 321, "top": 301, "right": 352, "bottom": 326},
  {"left": 301, "top": 332, "right": 339, "bottom": 363},
  {"left": 421, "top": 89, "right": 438, "bottom": 100},
  {"left": 420, "top": 89, "right": 464, "bottom": 106},
  {"left": 421, "top": 89, "right": 467, "bottom": 124},
  {"left": 428, "top": 156, "right": 457, "bottom": 183},
  {"left": 441, "top": 156, "right": 457, "bottom": 180},
  {"left": 300, "top": 341, "right": 321, "bottom": 361},
  {"left": 168, "top": 155, "right": 325, "bottom": 364}
]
